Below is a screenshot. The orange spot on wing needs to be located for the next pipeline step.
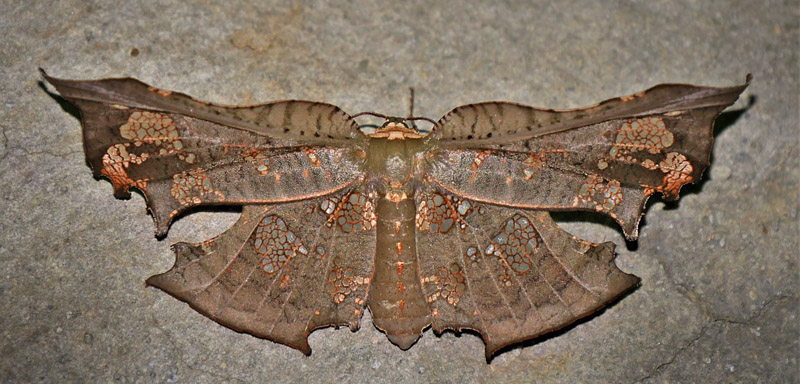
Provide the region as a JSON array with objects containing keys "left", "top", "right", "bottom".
[
  {"left": 148, "top": 86, "right": 172, "bottom": 97},
  {"left": 301, "top": 147, "right": 322, "bottom": 167},
  {"left": 326, "top": 263, "right": 368, "bottom": 304},
  {"left": 243, "top": 149, "right": 270, "bottom": 175},
  {"left": 612, "top": 117, "right": 674, "bottom": 155},
  {"left": 522, "top": 152, "right": 546, "bottom": 180},
  {"left": 469, "top": 150, "right": 490, "bottom": 171},
  {"left": 119, "top": 111, "right": 195, "bottom": 163},
  {"left": 602, "top": 180, "right": 623, "bottom": 210},
  {"left": 100, "top": 143, "right": 150, "bottom": 192},
  {"left": 253, "top": 215, "right": 306, "bottom": 274},
  {"left": 416, "top": 193, "right": 471, "bottom": 233},
  {"left": 424, "top": 263, "right": 467, "bottom": 307},
  {"left": 280, "top": 274, "right": 291, "bottom": 288},
  {"left": 169, "top": 168, "right": 224, "bottom": 206},
  {"left": 320, "top": 192, "right": 376, "bottom": 233},
  {"left": 486, "top": 215, "right": 538, "bottom": 275},
  {"left": 655, "top": 152, "right": 694, "bottom": 198}
]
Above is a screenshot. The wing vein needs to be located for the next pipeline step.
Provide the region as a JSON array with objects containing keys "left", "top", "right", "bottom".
[
  {"left": 465, "top": 220, "right": 523, "bottom": 324},
  {"left": 536, "top": 229, "right": 601, "bottom": 297}
]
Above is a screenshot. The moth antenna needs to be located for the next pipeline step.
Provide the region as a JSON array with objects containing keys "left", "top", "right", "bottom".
[
  {"left": 352, "top": 111, "right": 390, "bottom": 119},
  {"left": 406, "top": 116, "right": 437, "bottom": 126},
  {"left": 408, "top": 87, "right": 415, "bottom": 117},
  {"left": 353, "top": 111, "right": 390, "bottom": 132},
  {"left": 408, "top": 87, "right": 416, "bottom": 129}
]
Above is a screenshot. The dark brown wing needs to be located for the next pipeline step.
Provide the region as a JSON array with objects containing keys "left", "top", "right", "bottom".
[
  {"left": 42, "top": 70, "right": 366, "bottom": 236},
  {"left": 147, "top": 187, "right": 377, "bottom": 355},
  {"left": 413, "top": 190, "right": 639, "bottom": 358},
  {"left": 427, "top": 76, "right": 750, "bottom": 239}
]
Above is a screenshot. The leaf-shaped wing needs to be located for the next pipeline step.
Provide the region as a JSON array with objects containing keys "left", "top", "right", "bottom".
[
  {"left": 413, "top": 190, "right": 639, "bottom": 358},
  {"left": 147, "top": 187, "right": 377, "bottom": 354},
  {"left": 43, "top": 70, "right": 365, "bottom": 235},
  {"left": 428, "top": 77, "right": 750, "bottom": 239}
]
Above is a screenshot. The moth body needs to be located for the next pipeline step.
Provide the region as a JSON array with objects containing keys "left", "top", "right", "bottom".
[{"left": 364, "top": 121, "right": 432, "bottom": 348}]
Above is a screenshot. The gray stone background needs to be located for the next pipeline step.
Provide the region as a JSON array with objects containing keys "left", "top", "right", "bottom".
[{"left": 1, "top": 0, "right": 797, "bottom": 382}]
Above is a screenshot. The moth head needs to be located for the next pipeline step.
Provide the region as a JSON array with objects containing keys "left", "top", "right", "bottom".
[
  {"left": 370, "top": 117, "right": 425, "bottom": 140},
  {"left": 355, "top": 113, "right": 435, "bottom": 140}
]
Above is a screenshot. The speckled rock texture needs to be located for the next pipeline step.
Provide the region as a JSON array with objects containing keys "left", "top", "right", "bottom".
[{"left": 1, "top": 1, "right": 797, "bottom": 383}]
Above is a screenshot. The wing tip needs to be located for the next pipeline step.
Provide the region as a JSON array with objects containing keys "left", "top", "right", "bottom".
[
  {"left": 38, "top": 67, "right": 63, "bottom": 88},
  {"left": 147, "top": 268, "right": 316, "bottom": 357}
]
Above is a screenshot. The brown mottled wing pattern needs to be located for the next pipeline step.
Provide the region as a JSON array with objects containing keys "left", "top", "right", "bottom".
[
  {"left": 43, "top": 70, "right": 375, "bottom": 354},
  {"left": 417, "top": 77, "right": 749, "bottom": 356},
  {"left": 42, "top": 71, "right": 365, "bottom": 236},
  {"left": 414, "top": 191, "right": 638, "bottom": 357},
  {"left": 147, "top": 188, "right": 377, "bottom": 354},
  {"left": 429, "top": 77, "right": 750, "bottom": 239}
]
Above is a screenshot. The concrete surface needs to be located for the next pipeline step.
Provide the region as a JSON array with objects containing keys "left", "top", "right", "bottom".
[{"left": 1, "top": 0, "right": 797, "bottom": 382}]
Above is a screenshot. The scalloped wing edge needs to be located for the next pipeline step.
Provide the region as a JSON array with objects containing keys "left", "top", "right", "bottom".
[{"left": 425, "top": 241, "right": 640, "bottom": 360}]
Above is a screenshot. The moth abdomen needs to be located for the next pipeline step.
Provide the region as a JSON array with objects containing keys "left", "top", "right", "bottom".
[{"left": 368, "top": 196, "right": 431, "bottom": 349}]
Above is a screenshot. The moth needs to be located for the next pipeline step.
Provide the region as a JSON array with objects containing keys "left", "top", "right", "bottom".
[{"left": 42, "top": 69, "right": 749, "bottom": 358}]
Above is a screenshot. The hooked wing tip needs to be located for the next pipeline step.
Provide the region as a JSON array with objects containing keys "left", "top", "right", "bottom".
[
  {"left": 38, "top": 68, "right": 66, "bottom": 89},
  {"left": 38, "top": 67, "right": 57, "bottom": 83}
]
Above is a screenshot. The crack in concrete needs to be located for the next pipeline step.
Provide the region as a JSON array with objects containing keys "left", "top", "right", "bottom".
[
  {"left": 636, "top": 295, "right": 794, "bottom": 383},
  {"left": 648, "top": 251, "right": 715, "bottom": 318},
  {"left": 0, "top": 125, "right": 82, "bottom": 166},
  {"left": 708, "top": 295, "right": 794, "bottom": 325},
  {"left": 637, "top": 322, "right": 711, "bottom": 383},
  {"left": 0, "top": 146, "right": 82, "bottom": 169},
  {"left": 649, "top": 251, "right": 767, "bottom": 326},
  {"left": 0, "top": 125, "right": 9, "bottom": 166}
]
